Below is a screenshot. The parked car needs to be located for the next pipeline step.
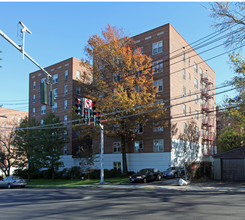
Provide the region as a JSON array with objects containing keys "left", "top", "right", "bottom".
[
  {"left": 129, "top": 168, "right": 162, "bottom": 183},
  {"left": 0, "top": 176, "right": 3, "bottom": 181},
  {"left": 163, "top": 167, "right": 185, "bottom": 178},
  {"left": 0, "top": 176, "right": 27, "bottom": 189}
]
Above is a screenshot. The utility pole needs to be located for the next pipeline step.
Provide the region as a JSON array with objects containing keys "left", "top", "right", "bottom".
[{"left": 99, "top": 123, "right": 104, "bottom": 184}]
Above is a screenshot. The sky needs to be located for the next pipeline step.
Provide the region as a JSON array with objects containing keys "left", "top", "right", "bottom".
[{"left": 0, "top": 2, "right": 242, "bottom": 113}]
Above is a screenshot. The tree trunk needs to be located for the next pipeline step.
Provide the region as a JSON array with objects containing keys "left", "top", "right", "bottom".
[{"left": 121, "top": 135, "right": 128, "bottom": 175}]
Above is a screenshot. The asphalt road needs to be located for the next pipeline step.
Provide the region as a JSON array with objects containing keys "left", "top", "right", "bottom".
[{"left": 0, "top": 187, "right": 244, "bottom": 220}]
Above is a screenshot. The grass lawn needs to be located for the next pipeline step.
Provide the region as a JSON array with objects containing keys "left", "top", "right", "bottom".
[{"left": 27, "top": 177, "right": 130, "bottom": 186}]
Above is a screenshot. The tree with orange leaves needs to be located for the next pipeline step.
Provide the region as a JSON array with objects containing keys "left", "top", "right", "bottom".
[{"left": 83, "top": 25, "right": 166, "bottom": 174}]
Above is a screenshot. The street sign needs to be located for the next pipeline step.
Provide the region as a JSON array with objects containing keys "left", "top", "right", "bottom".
[{"left": 84, "top": 98, "right": 92, "bottom": 109}]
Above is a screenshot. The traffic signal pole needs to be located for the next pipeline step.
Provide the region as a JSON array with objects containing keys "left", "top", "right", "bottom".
[
  {"left": 99, "top": 123, "right": 104, "bottom": 184},
  {"left": 0, "top": 25, "right": 52, "bottom": 81}
]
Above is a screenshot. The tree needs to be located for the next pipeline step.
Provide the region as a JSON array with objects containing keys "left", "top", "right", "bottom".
[
  {"left": 218, "top": 127, "right": 243, "bottom": 152},
  {"left": 0, "top": 124, "right": 19, "bottom": 176},
  {"left": 37, "top": 113, "right": 68, "bottom": 180},
  {"left": 15, "top": 113, "right": 68, "bottom": 180},
  {"left": 14, "top": 117, "right": 42, "bottom": 179},
  {"left": 209, "top": 2, "right": 245, "bottom": 150},
  {"left": 82, "top": 25, "right": 166, "bottom": 174}
]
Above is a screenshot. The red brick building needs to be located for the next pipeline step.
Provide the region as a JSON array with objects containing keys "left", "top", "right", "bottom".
[{"left": 29, "top": 24, "right": 217, "bottom": 172}]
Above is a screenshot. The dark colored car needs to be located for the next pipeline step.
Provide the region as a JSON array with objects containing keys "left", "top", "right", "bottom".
[
  {"left": 163, "top": 167, "right": 185, "bottom": 178},
  {"left": 0, "top": 176, "right": 27, "bottom": 189},
  {"left": 0, "top": 176, "right": 3, "bottom": 181},
  {"left": 129, "top": 168, "right": 162, "bottom": 183}
]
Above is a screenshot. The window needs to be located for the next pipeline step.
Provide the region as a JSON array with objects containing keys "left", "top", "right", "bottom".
[
  {"left": 188, "top": 57, "right": 191, "bottom": 66},
  {"left": 33, "top": 95, "right": 36, "bottom": 103},
  {"left": 194, "top": 62, "right": 198, "bottom": 73},
  {"left": 182, "top": 69, "right": 186, "bottom": 80},
  {"left": 64, "top": 85, "right": 68, "bottom": 95},
  {"left": 194, "top": 78, "right": 198, "bottom": 89},
  {"left": 200, "top": 67, "right": 203, "bottom": 77},
  {"left": 153, "top": 79, "right": 163, "bottom": 92},
  {"left": 195, "top": 110, "right": 199, "bottom": 121},
  {"left": 52, "top": 74, "right": 58, "bottom": 84},
  {"left": 41, "top": 105, "right": 46, "bottom": 115},
  {"left": 41, "top": 119, "right": 44, "bottom": 125},
  {"left": 64, "top": 100, "right": 68, "bottom": 110},
  {"left": 76, "top": 87, "right": 80, "bottom": 95},
  {"left": 153, "top": 139, "right": 164, "bottom": 152},
  {"left": 76, "top": 70, "right": 81, "bottom": 80},
  {"left": 52, "top": 102, "right": 57, "bottom": 113},
  {"left": 195, "top": 126, "right": 199, "bottom": 138},
  {"left": 189, "top": 72, "right": 191, "bottom": 81},
  {"left": 41, "top": 78, "right": 47, "bottom": 83},
  {"left": 153, "top": 122, "right": 164, "bottom": 132},
  {"left": 183, "top": 86, "right": 186, "bottom": 96},
  {"left": 183, "top": 104, "right": 186, "bottom": 116},
  {"left": 65, "top": 70, "right": 68, "bottom": 80},
  {"left": 189, "top": 106, "right": 191, "bottom": 115},
  {"left": 113, "top": 142, "right": 121, "bottom": 153},
  {"left": 153, "top": 60, "right": 163, "bottom": 73},
  {"left": 53, "top": 88, "right": 58, "bottom": 98},
  {"left": 33, "top": 81, "right": 36, "bottom": 90},
  {"left": 113, "top": 162, "right": 121, "bottom": 170},
  {"left": 152, "top": 41, "right": 163, "bottom": 55},
  {"left": 182, "top": 51, "right": 185, "bottom": 62},
  {"left": 134, "top": 141, "right": 144, "bottom": 152},
  {"left": 195, "top": 94, "right": 198, "bottom": 104},
  {"left": 63, "top": 146, "right": 67, "bottom": 155},
  {"left": 184, "top": 123, "right": 187, "bottom": 134},
  {"left": 32, "top": 108, "right": 35, "bottom": 116},
  {"left": 64, "top": 115, "right": 68, "bottom": 125}
]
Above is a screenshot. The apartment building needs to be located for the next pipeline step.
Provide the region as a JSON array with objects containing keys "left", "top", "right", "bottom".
[
  {"left": 29, "top": 57, "right": 92, "bottom": 166},
  {"left": 100, "top": 24, "right": 216, "bottom": 172},
  {"left": 0, "top": 107, "right": 28, "bottom": 175},
  {"left": 28, "top": 25, "right": 216, "bottom": 172}
]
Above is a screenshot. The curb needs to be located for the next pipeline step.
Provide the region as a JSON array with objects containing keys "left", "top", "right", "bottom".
[{"left": 27, "top": 184, "right": 245, "bottom": 192}]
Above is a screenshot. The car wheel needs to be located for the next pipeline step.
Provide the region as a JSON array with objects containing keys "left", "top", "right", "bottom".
[
  {"left": 7, "top": 183, "right": 11, "bottom": 189},
  {"left": 157, "top": 175, "right": 162, "bottom": 181},
  {"left": 174, "top": 173, "right": 178, "bottom": 178},
  {"left": 143, "top": 178, "right": 147, "bottom": 183}
]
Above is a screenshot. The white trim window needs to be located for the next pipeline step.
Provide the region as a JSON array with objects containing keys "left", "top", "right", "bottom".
[
  {"left": 64, "top": 100, "right": 68, "bottom": 110},
  {"left": 134, "top": 140, "right": 144, "bottom": 152},
  {"left": 32, "top": 108, "right": 35, "bottom": 116},
  {"left": 153, "top": 60, "right": 163, "bottom": 73},
  {"left": 41, "top": 119, "right": 44, "bottom": 125},
  {"left": 65, "top": 70, "right": 68, "bottom": 80},
  {"left": 152, "top": 41, "right": 163, "bottom": 55},
  {"left": 153, "top": 139, "right": 164, "bottom": 152},
  {"left": 41, "top": 105, "right": 46, "bottom": 115},
  {"left": 182, "top": 51, "right": 185, "bottom": 62},
  {"left": 53, "top": 88, "right": 58, "bottom": 98},
  {"left": 52, "top": 74, "right": 58, "bottom": 84},
  {"left": 184, "top": 122, "right": 187, "bottom": 134},
  {"left": 195, "top": 94, "right": 198, "bottom": 104},
  {"left": 194, "top": 78, "right": 198, "bottom": 89},
  {"left": 33, "top": 95, "right": 36, "bottom": 103},
  {"left": 41, "top": 78, "right": 47, "bottom": 83},
  {"left": 76, "top": 70, "right": 81, "bottom": 80},
  {"left": 183, "top": 104, "right": 186, "bottom": 116},
  {"left": 183, "top": 86, "right": 186, "bottom": 97},
  {"left": 52, "top": 102, "right": 57, "bottom": 113},
  {"left": 183, "top": 69, "right": 186, "bottom": 80},
  {"left": 33, "top": 81, "right": 36, "bottom": 90},
  {"left": 113, "top": 142, "right": 121, "bottom": 153},
  {"left": 153, "top": 122, "right": 164, "bottom": 132},
  {"left": 64, "top": 115, "right": 68, "bottom": 125},
  {"left": 64, "top": 85, "right": 68, "bottom": 95},
  {"left": 76, "top": 87, "right": 81, "bottom": 95},
  {"left": 194, "top": 62, "right": 198, "bottom": 73},
  {"left": 153, "top": 79, "right": 163, "bottom": 92},
  {"left": 195, "top": 110, "right": 199, "bottom": 121}
]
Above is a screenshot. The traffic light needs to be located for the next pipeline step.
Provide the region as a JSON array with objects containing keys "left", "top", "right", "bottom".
[
  {"left": 40, "top": 82, "right": 47, "bottom": 105},
  {"left": 84, "top": 109, "right": 89, "bottom": 125},
  {"left": 94, "top": 112, "right": 101, "bottom": 126},
  {"left": 90, "top": 101, "right": 96, "bottom": 118},
  {"left": 75, "top": 98, "right": 82, "bottom": 116},
  {"left": 49, "top": 91, "right": 54, "bottom": 106}
]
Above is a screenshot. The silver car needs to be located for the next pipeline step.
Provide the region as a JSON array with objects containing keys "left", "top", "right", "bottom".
[{"left": 0, "top": 176, "right": 27, "bottom": 189}]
